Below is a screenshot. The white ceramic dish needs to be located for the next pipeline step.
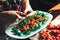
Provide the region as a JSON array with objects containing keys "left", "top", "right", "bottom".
[
  {"left": 5, "top": 11, "right": 53, "bottom": 39},
  {"left": 51, "top": 19, "right": 60, "bottom": 25}
]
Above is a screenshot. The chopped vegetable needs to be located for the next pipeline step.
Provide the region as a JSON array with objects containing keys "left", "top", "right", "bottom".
[{"left": 12, "top": 10, "right": 48, "bottom": 36}]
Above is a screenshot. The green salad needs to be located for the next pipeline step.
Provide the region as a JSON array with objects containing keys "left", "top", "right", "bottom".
[{"left": 12, "top": 10, "right": 48, "bottom": 36}]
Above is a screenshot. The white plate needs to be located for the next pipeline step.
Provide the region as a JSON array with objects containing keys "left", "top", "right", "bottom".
[
  {"left": 51, "top": 19, "right": 60, "bottom": 26},
  {"left": 5, "top": 11, "right": 53, "bottom": 39}
]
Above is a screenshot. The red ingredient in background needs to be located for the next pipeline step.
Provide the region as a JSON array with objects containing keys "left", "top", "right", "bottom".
[{"left": 40, "top": 23, "right": 60, "bottom": 40}]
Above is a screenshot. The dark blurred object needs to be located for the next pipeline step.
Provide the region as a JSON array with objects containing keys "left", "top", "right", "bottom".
[
  {"left": 49, "top": 3, "right": 60, "bottom": 19},
  {"left": 0, "top": 11, "right": 18, "bottom": 37},
  {"left": 50, "top": 10, "right": 60, "bottom": 19},
  {"left": 29, "top": 0, "right": 60, "bottom": 12},
  {"left": 0, "top": 0, "right": 26, "bottom": 12}
]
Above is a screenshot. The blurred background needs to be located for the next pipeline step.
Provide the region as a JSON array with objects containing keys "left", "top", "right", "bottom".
[{"left": 29, "top": 0, "right": 60, "bottom": 12}]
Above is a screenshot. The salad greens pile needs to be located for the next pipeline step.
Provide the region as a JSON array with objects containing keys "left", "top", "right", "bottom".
[{"left": 12, "top": 10, "right": 48, "bottom": 36}]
